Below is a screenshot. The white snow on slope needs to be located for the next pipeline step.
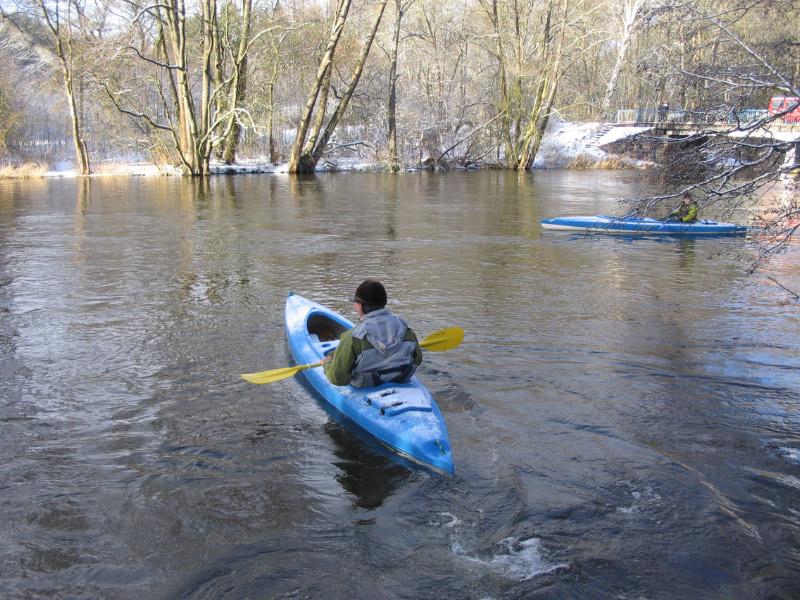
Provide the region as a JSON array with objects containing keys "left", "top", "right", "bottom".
[{"left": 533, "top": 118, "right": 650, "bottom": 168}]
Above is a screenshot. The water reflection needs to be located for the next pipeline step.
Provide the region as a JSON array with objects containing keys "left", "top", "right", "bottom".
[
  {"left": 1, "top": 172, "right": 798, "bottom": 599},
  {"left": 677, "top": 237, "right": 696, "bottom": 269},
  {"left": 322, "top": 421, "right": 410, "bottom": 510},
  {"left": 72, "top": 179, "right": 90, "bottom": 264}
]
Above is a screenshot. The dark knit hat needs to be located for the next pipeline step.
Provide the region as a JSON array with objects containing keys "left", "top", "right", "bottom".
[{"left": 352, "top": 279, "right": 387, "bottom": 310}]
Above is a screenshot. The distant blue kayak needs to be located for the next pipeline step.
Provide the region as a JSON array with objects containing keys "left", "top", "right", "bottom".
[
  {"left": 540, "top": 215, "right": 747, "bottom": 235},
  {"left": 285, "top": 293, "right": 454, "bottom": 475}
]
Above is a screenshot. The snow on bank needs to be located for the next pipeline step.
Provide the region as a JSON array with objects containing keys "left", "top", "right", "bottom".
[
  {"left": 43, "top": 163, "right": 182, "bottom": 178},
  {"left": 595, "top": 125, "right": 654, "bottom": 146},
  {"left": 40, "top": 157, "right": 381, "bottom": 177},
  {"left": 33, "top": 120, "right": 651, "bottom": 176},
  {"left": 532, "top": 118, "right": 651, "bottom": 168},
  {"left": 212, "top": 157, "right": 381, "bottom": 174}
]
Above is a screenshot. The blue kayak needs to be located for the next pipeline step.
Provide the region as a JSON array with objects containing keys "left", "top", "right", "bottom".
[
  {"left": 540, "top": 215, "right": 747, "bottom": 235},
  {"left": 285, "top": 292, "right": 454, "bottom": 475}
]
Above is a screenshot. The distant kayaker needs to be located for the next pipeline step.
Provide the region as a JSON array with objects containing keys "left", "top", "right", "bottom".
[
  {"left": 668, "top": 193, "right": 699, "bottom": 223},
  {"left": 322, "top": 279, "right": 422, "bottom": 388}
]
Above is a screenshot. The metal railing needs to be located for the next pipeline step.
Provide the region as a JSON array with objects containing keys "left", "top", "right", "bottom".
[
  {"left": 726, "top": 109, "right": 769, "bottom": 124},
  {"left": 614, "top": 108, "right": 777, "bottom": 126}
]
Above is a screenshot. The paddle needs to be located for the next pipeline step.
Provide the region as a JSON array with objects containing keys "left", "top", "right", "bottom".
[{"left": 241, "top": 326, "right": 464, "bottom": 385}]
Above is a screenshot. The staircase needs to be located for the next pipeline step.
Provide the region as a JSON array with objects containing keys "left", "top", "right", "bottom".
[{"left": 584, "top": 124, "right": 615, "bottom": 149}]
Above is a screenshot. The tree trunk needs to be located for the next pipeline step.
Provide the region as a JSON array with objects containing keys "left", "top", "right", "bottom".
[
  {"left": 484, "top": 0, "right": 516, "bottom": 166},
  {"left": 266, "top": 82, "right": 276, "bottom": 163},
  {"left": 303, "top": 62, "right": 332, "bottom": 158},
  {"left": 288, "top": 0, "right": 352, "bottom": 173},
  {"left": 600, "top": 0, "right": 644, "bottom": 118},
  {"left": 221, "top": 55, "right": 246, "bottom": 164},
  {"left": 306, "top": 0, "right": 389, "bottom": 168},
  {"left": 162, "top": 0, "right": 202, "bottom": 174},
  {"left": 387, "top": 0, "right": 403, "bottom": 167},
  {"left": 39, "top": 0, "right": 90, "bottom": 175},
  {"left": 516, "top": 0, "right": 568, "bottom": 170},
  {"left": 265, "top": 30, "right": 289, "bottom": 164},
  {"left": 199, "top": 0, "right": 218, "bottom": 168},
  {"left": 221, "top": 0, "right": 253, "bottom": 164},
  {"left": 158, "top": 0, "right": 219, "bottom": 175},
  {"left": 62, "top": 57, "right": 90, "bottom": 175}
]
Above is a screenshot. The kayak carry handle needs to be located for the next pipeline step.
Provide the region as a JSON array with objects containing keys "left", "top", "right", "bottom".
[{"left": 380, "top": 401, "right": 404, "bottom": 415}]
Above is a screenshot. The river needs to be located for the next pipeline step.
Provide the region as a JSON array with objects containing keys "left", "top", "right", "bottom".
[{"left": 1, "top": 171, "right": 798, "bottom": 599}]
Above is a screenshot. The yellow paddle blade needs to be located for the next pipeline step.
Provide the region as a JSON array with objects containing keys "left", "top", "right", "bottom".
[
  {"left": 419, "top": 327, "right": 464, "bottom": 352},
  {"left": 241, "top": 361, "right": 322, "bottom": 384}
]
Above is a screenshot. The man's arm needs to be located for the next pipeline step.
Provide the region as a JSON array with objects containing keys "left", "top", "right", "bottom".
[{"left": 323, "top": 332, "right": 358, "bottom": 386}]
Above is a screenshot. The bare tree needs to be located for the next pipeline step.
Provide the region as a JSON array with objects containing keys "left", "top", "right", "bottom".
[
  {"left": 483, "top": 0, "right": 601, "bottom": 170},
  {"left": 599, "top": 0, "right": 648, "bottom": 117},
  {"left": 39, "top": 0, "right": 92, "bottom": 174},
  {"left": 218, "top": 0, "right": 252, "bottom": 164},
  {"left": 401, "top": 2, "right": 495, "bottom": 167},
  {"left": 631, "top": 1, "right": 799, "bottom": 267},
  {"left": 386, "top": 0, "right": 411, "bottom": 168},
  {"left": 3, "top": 0, "right": 93, "bottom": 173},
  {"left": 103, "top": 0, "right": 225, "bottom": 175},
  {"left": 288, "top": 0, "right": 389, "bottom": 173},
  {"left": 287, "top": 0, "right": 351, "bottom": 172}
]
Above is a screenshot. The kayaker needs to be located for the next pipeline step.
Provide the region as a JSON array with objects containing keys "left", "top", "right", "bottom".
[
  {"left": 322, "top": 279, "right": 422, "bottom": 388},
  {"left": 668, "top": 193, "right": 699, "bottom": 223}
]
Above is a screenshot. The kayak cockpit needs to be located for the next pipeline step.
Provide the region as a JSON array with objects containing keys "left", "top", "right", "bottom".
[{"left": 307, "top": 312, "right": 349, "bottom": 341}]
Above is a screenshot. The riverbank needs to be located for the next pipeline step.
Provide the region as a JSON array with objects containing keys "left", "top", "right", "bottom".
[
  {"left": 0, "top": 154, "right": 646, "bottom": 179},
  {"left": 0, "top": 121, "right": 653, "bottom": 179}
]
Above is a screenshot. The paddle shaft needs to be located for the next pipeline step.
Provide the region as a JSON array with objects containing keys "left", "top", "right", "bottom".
[{"left": 241, "top": 326, "right": 463, "bottom": 385}]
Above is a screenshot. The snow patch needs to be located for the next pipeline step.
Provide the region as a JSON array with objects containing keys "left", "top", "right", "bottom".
[
  {"left": 43, "top": 163, "right": 182, "bottom": 177},
  {"left": 596, "top": 125, "right": 653, "bottom": 146},
  {"left": 39, "top": 158, "right": 382, "bottom": 178}
]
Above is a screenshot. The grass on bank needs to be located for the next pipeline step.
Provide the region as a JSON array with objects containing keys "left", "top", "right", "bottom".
[
  {"left": 568, "top": 154, "right": 638, "bottom": 170},
  {"left": 0, "top": 163, "right": 47, "bottom": 178}
]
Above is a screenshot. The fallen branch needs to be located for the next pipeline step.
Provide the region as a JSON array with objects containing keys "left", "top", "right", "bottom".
[
  {"left": 766, "top": 276, "right": 800, "bottom": 300},
  {"left": 438, "top": 112, "right": 504, "bottom": 162},
  {"left": 325, "top": 141, "right": 373, "bottom": 154}
]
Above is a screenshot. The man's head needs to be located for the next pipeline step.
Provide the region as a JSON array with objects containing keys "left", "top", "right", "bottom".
[
  {"left": 682, "top": 192, "right": 693, "bottom": 204},
  {"left": 352, "top": 279, "right": 387, "bottom": 314}
]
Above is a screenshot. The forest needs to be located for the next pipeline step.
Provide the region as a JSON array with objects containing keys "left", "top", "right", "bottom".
[{"left": 0, "top": 0, "right": 796, "bottom": 171}]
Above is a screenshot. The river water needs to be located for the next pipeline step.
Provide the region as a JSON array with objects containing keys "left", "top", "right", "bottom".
[{"left": 1, "top": 171, "right": 798, "bottom": 599}]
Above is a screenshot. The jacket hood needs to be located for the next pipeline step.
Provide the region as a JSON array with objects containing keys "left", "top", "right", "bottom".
[{"left": 360, "top": 309, "right": 408, "bottom": 356}]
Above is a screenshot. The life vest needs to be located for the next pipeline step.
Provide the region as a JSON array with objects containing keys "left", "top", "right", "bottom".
[
  {"left": 349, "top": 309, "right": 418, "bottom": 388},
  {"left": 672, "top": 201, "right": 699, "bottom": 222}
]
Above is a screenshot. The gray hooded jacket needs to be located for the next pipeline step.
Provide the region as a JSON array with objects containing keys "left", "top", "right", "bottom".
[{"left": 350, "top": 309, "right": 418, "bottom": 387}]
